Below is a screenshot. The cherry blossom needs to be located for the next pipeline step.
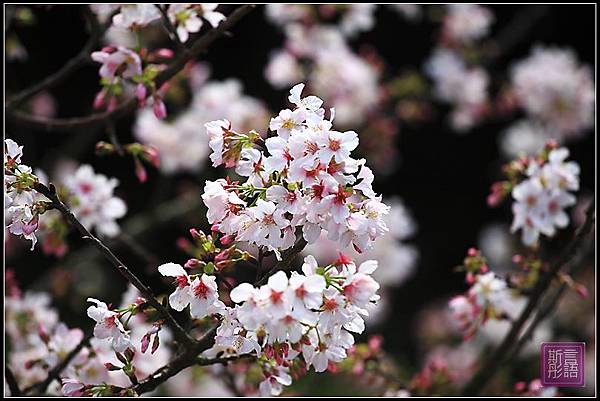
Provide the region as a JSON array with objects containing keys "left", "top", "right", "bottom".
[
  {"left": 168, "top": 4, "right": 225, "bottom": 43},
  {"left": 202, "top": 84, "right": 389, "bottom": 256},
  {"left": 510, "top": 146, "right": 580, "bottom": 246},
  {"left": 86, "top": 298, "right": 132, "bottom": 352},
  {"left": 63, "top": 165, "right": 127, "bottom": 237},
  {"left": 511, "top": 46, "right": 594, "bottom": 138}
]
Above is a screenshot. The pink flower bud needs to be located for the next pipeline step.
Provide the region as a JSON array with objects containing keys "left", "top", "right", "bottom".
[
  {"left": 189, "top": 228, "right": 202, "bottom": 239},
  {"left": 184, "top": 258, "right": 201, "bottom": 269},
  {"left": 135, "top": 84, "right": 147, "bottom": 107},
  {"left": 140, "top": 333, "right": 151, "bottom": 353},
  {"left": 176, "top": 238, "right": 192, "bottom": 252},
  {"left": 219, "top": 234, "right": 234, "bottom": 246},
  {"left": 101, "top": 46, "right": 116, "bottom": 53},
  {"left": 124, "top": 347, "right": 135, "bottom": 362},
  {"left": 153, "top": 98, "right": 167, "bottom": 119},
  {"left": 367, "top": 335, "right": 383, "bottom": 353},
  {"left": 143, "top": 146, "right": 160, "bottom": 168},
  {"left": 104, "top": 362, "right": 122, "bottom": 371},
  {"left": 151, "top": 334, "right": 160, "bottom": 354},
  {"left": 134, "top": 158, "right": 147, "bottom": 183},
  {"left": 38, "top": 324, "right": 50, "bottom": 344},
  {"left": 514, "top": 381, "right": 527, "bottom": 392},
  {"left": 155, "top": 48, "right": 174, "bottom": 58},
  {"left": 575, "top": 283, "right": 589, "bottom": 299}
]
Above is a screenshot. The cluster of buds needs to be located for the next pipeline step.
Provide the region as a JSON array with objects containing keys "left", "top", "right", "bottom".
[
  {"left": 91, "top": 46, "right": 173, "bottom": 119},
  {"left": 409, "top": 357, "right": 455, "bottom": 396},
  {"left": 454, "top": 247, "right": 489, "bottom": 284},
  {"left": 104, "top": 347, "right": 139, "bottom": 385},
  {"left": 177, "top": 228, "right": 254, "bottom": 274},
  {"left": 61, "top": 378, "right": 137, "bottom": 397},
  {"left": 449, "top": 249, "right": 511, "bottom": 340},
  {"left": 96, "top": 141, "right": 160, "bottom": 183}
]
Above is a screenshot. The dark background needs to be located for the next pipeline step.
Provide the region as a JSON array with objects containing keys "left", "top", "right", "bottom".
[{"left": 5, "top": 4, "right": 596, "bottom": 367}]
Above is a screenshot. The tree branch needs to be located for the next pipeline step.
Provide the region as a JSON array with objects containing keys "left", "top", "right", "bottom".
[
  {"left": 5, "top": 365, "right": 22, "bottom": 396},
  {"left": 33, "top": 181, "right": 197, "bottom": 349},
  {"left": 5, "top": 5, "right": 114, "bottom": 109},
  {"left": 155, "top": 4, "right": 186, "bottom": 51},
  {"left": 255, "top": 237, "right": 308, "bottom": 286},
  {"left": 128, "top": 325, "right": 218, "bottom": 395},
  {"left": 505, "top": 231, "right": 594, "bottom": 363},
  {"left": 461, "top": 198, "right": 595, "bottom": 395},
  {"left": 22, "top": 332, "right": 93, "bottom": 396},
  {"left": 6, "top": 5, "right": 256, "bottom": 132}
]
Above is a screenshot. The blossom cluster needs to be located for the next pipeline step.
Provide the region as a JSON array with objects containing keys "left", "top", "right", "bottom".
[
  {"left": 303, "top": 197, "right": 419, "bottom": 325},
  {"left": 441, "top": 4, "right": 494, "bottom": 46},
  {"left": 202, "top": 84, "right": 389, "bottom": 256},
  {"left": 425, "top": 48, "right": 489, "bottom": 132},
  {"left": 93, "top": 4, "right": 225, "bottom": 43},
  {"left": 4, "top": 139, "right": 127, "bottom": 254},
  {"left": 5, "top": 139, "right": 43, "bottom": 249},
  {"left": 159, "top": 255, "right": 380, "bottom": 396},
  {"left": 510, "top": 46, "right": 594, "bottom": 139},
  {"left": 448, "top": 249, "right": 512, "bottom": 340},
  {"left": 264, "top": 7, "right": 380, "bottom": 128},
  {"left": 64, "top": 286, "right": 173, "bottom": 396},
  {"left": 488, "top": 142, "right": 580, "bottom": 247},
  {"left": 5, "top": 272, "right": 172, "bottom": 396},
  {"left": 90, "top": 4, "right": 226, "bottom": 119},
  {"left": 134, "top": 73, "right": 269, "bottom": 174}
]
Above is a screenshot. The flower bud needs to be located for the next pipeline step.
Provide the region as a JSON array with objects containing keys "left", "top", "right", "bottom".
[
  {"left": 140, "top": 333, "right": 151, "bottom": 354},
  {"left": 104, "top": 362, "right": 122, "bottom": 371},
  {"left": 135, "top": 84, "right": 147, "bottom": 107},
  {"left": 134, "top": 158, "right": 147, "bottom": 183},
  {"left": 184, "top": 258, "right": 202, "bottom": 269},
  {"left": 153, "top": 97, "right": 167, "bottom": 120},
  {"left": 93, "top": 90, "right": 106, "bottom": 110}
]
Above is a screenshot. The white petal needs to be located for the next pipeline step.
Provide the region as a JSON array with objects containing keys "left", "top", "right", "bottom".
[
  {"left": 158, "top": 263, "right": 187, "bottom": 277},
  {"left": 230, "top": 283, "right": 255, "bottom": 303}
]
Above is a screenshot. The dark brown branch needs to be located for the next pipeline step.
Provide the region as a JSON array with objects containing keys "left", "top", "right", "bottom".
[
  {"left": 129, "top": 325, "right": 218, "bottom": 395},
  {"left": 5, "top": 365, "right": 22, "bottom": 396},
  {"left": 482, "top": 5, "right": 549, "bottom": 65},
  {"left": 6, "top": 5, "right": 256, "bottom": 132},
  {"left": 5, "top": 6, "right": 113, "bottom": 109},
  {"left": 255, "top": 237, "right": 308, "bottom": 286},
  {"left": 22, "top": 332, "right": 93, "bottom": 396},
  {"left": 33, "top": 182, "right": 197, "bottom": 349},
  {"left": 506, "top": 231, "right": 594, "bottom": 363},
  {"left": 155, "top": 4, "right": 186, "bottom": 51},
  {"left": 461, "top": 198, "right": 595, "bottom": 395}
]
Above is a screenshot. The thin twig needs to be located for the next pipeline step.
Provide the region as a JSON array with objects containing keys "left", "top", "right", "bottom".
[
  {"left": 129, "top": 325, "right": 218, "bottom": 395},
  {"left": 482, "top": 5, "right": 549, "bottom": 65},
  {"left": 33, "top": 181, "right": 197, "bottom": 349},
  {"left": 506, "top": 232, "right": 594, "bottom": 362},
  {"left": 22, "top": 332, "right": 93, "bottom": 396},
  {"left": 6, "top": 5, "right": 257, "bottom": 132},
  {"left": 5, "top": 5, "right": 114, "bottom": 108},
  {"left": 461, "top": 199, "right": 595, "bottom": 395},
  {"left": 155, "top": 4, "right": 186, "bottom": 51}
]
